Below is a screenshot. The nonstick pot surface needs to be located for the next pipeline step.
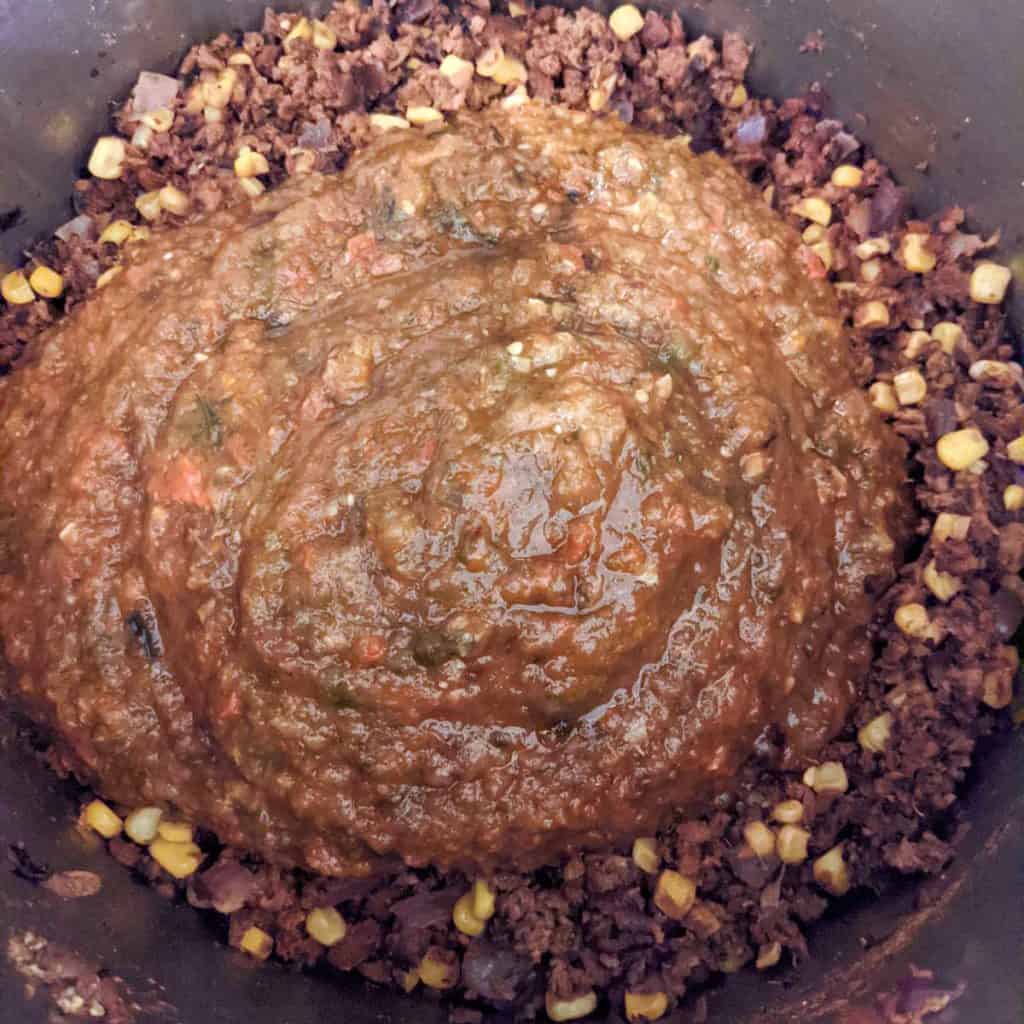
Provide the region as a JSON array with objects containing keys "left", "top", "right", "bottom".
[{"left": 1, "top": 2, "right": 1023, "bottom": 1022}]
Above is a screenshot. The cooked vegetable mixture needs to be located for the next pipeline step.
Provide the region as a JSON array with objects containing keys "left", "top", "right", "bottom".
[{"left": 0, "top": 2, "right": 1019, "bottom": 1022}]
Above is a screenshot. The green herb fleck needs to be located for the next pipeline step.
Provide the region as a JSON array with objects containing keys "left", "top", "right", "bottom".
[
  {"left": 193, "top": 395, "right": 225, "bottom": 449},
  {"left": 434, "top": 203, "right": 498, "bottom": 246},
  {"left": 705, "top": 253, "right": 721, "bottom": 275}
]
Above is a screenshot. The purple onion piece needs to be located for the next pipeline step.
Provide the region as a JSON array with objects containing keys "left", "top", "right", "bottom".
[
  {"left": 610, "top": 93, "right": 634, "bottom": 125},
  {"left": 54, "top": 214, "right": 94, "bottom": 242},
  {"left": 831, "top": 129, "right": 861, "bottom": 161},
  {"left": 129, "top": 71, "right": 180, "bottom": 118},
  {"left": 924, "top": 397, "right": 959, "bottom": 440},
  {"left": 869, "top": 178, "right": 909, "bottom": 234},
  {"left": 187, "top": 860, "right": 256, "bottom": 914},
  {"left": 735, "top": 114, "right": 767, "bottom": 146},
  {"left": 992, "top": 587, "right": 1024, "bottom": 641},
  {"left": 462, "top": 942, "right": 534, "bottom": 1003},
  {"left": 298, "top": 116, "right": 333, "bottom": 151},
  {"left": 390, "top": 886, "right": 461, "bottom": 928}
]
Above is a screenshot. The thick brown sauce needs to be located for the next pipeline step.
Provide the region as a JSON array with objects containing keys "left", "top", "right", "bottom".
[{"left": 0, "top": 104, "right": 907, "bottom": 875}]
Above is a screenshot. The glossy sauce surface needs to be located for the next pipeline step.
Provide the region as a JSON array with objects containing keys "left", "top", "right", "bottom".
[{"left": 0, "top": 104, "right": 907, "bottom": 874}]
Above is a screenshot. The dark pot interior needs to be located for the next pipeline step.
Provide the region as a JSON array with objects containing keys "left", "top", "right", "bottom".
[{"left": 1, "top": 2, "right": 1023, "bottom": 1021}]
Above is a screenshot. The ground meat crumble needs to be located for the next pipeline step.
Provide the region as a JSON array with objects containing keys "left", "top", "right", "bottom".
[{"left": 1, "top": 2, "right": 1020, "bottom": 1022}]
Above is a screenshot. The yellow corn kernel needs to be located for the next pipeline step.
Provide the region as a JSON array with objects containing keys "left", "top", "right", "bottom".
[
  {"left": 149, "top": 838, "right": 202, "bottom": 878},
  {"left": 860, "top": 259, "right": 882, "bottom": 283},
  {"left": 936, "top": 428, "right": 989, "bottom": 471},
  {"left": 969, "top": 359, "right": 1020, "bottom": 384},
  {"left": 609, "top": 3, "right": 645, "bottom": 41},
  {"left": 312, "top": 19, "right": 338, "bottom": 50},
  {"left": 234, "top": 145, "right": 270, "bottom": 178},
  {"left": 772, "top": 799, "right": 804, "bottom": 825},
  {"left": 982, "top": 666, "right": 1014, "bottom": 709},
  {"left": 802, "top": 223, "right": 825, "bottom": 244},
  {"left": 509, "top": 1, "right": 527, "bottom": 14},
  {"left": 742, "top": 821, "right": 776, "bottom": 858},
  {"left": 88, "top": 136, "right": 127, "bottom": 180},
  {"left": 726, "top": 84, "right": 748, "bottom": 109},
  {"left": 183, "top": 84, "right": 204, "bottom": 114},
  {"left": 503, "top": 84, "right": 528, "bottom": 108},
  {"left": 239, "top": 178, "right": 266, "bottom": 198},
  {"left": 831, "top": 164, "right": 863, "bottom": 188},
  {"left": 1003, "top": 484, "right": 1024, "bottom": 511},
  {"left": 96, "top": 265, "right": 123, "bottom": 288},
  {"left": 99, "top": 219, "right": 134, "bottom": 246},
  {"left": 546, "top": 991, "right": 598, "bottom": 1022},
  {"left": 406, "top": 106, "right": 444, "bottom": 126},
  {"left": 284, "top": 16, "right": 313, "bottom": 44},
  {"left": 776, "top": 825, "right": 810, "bottom": 864},
  {"left": 159, "top": 184, "right": 190, "bottom": 216},
  {"left": 438, "top": 54, "right": 474, "bottom": 85},
  {"left": 854, "top": 301, "right": 890, "bottom": 329},
  {"left": 201, "top": 67, "right": 238, "bottom": 110},
  {"left": 472, "top": 879, "right": 496, "bottom": 921},
  {"left": 931, "top": 321, "right": 963, "bottom": 354},
  {"left": 588, "top": 85, "right": 610, "bottom": 112},
  {"left": 969, "top": 262, "right": 1012, "bottom": 304},
  {"left": 1006, "top": 436, "right": 1024, "bottom": 463},
  {"left": 476, "top": 49, "right": 528, "bottom": 86},
  {"left": 810, "top": 240, "right": 834, "bottom": 271},
  {"left": 2, "top": 270, "right": 35, "bottom": 305},
  {"left": 893, "top": 368, "right": 927, "bottom": 406},
  {"left": 858, "top": 712, "right": 893, "bottom": 753},
  {"left": 84, "top": 799, "right": 123, "bottom": 839},
  {"left": 653, "top": 869, "right": 696, "bottom": 920},
  {"left": 868, "top": 382, "right": 898, "bottom": 415},
  {"left": 368, "top": 113, "right": 410, "bottom": 131},
  {"left": 124, "top": 806, "right": 163, "bottom": 844},
  {"left": 756, "top": 941, "right": 782, "bottom": 970},
  {"left": 813, "top": 844, "right": 850, "bottom": 896},
  {"left": 141, "top": 107, "right": 174, "bottom": 133},
  {"left": 289, "top": 148, "right": 317, "bottom": 176},
  {"left": 135, "top": 190, "right": 163, "bottom": 221},
  {"left": 624, "top": 991, "right": 668, "bottom": 1022},
  {"left": 894, "top": 602, "right": 934, "bottom": 640},
  {"left": 631, "top": 837, "right": 660, "bottom": 874},
  {"left": 401, "top": 969, "right": 420, "bottom": 992},
  {"left": 904, "top": 329, "right": 932, "bottom": 359},
  {"left": 899, "top": 233, "right": 937, "bottom": 274},
  {"left": 802, "top": 761, "right": 848, "bottom": 795},
  {"left": 418, "top": 952, "right": 457, "bottom": 990},
  {"left": 923, "top": 559, "right": 961, "bottom": 601},
  {"left": 240, "top": 925, "right": 274, "bottom": 960},
  {"left": 453, "top": 893, "right": 486, "bottom": 937},
  {"left": 157, "top": 820, "right": 193, "bottom": 843},
  {"left": 932, "top": 512, "right": 971, "bottom": 543},
  {"left": 228, "top": 52, "right": 253, "bottom": 66},
  {"left": 306, "top": 906, "right": 347, "bottom": 946},
  {"left": 854, "top": 236, "right": 891, "bottom": 259},
  {"left": 793, "top": 196, "right": 832, "bottom": 226}
]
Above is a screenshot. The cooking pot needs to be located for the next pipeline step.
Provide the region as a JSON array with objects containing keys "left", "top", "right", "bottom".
[{"left": 1, "top": 2, "right": 1022, "bottom": 1021}]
